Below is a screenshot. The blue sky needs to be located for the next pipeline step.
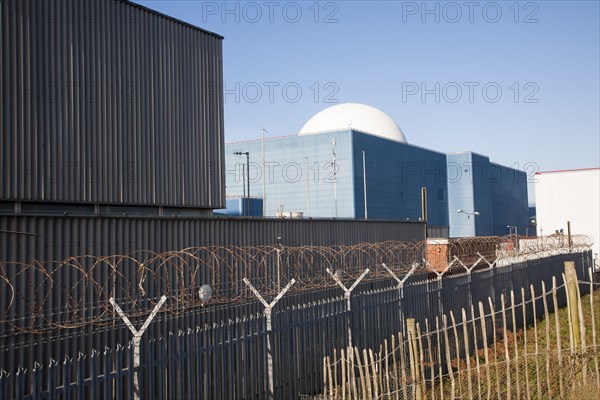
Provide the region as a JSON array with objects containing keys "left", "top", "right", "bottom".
[{"left": 135, "top": 1, "right": 599, "bottom": 201}]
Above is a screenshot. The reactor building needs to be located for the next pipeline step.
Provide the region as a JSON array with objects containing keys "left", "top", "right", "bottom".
[{"left": 224, "top": 103, "right": 529, "bottom": 237}]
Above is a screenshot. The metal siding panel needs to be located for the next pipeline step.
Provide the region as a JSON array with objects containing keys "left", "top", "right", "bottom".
[
  {"left": 1, "top": 0, "right": 224, "bottom": 208},
  {"left": 0, "top": 215, "right": 425, "bottom": 262}
]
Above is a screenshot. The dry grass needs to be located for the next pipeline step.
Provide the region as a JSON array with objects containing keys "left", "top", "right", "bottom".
[{"left": 459, "top": 287, "right": 600, "bottom": 399}]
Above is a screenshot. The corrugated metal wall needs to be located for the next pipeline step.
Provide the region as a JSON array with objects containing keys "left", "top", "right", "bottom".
[
  {"left": 1, "top": 0, "right": 225, "bottom": 208},
  {"left": 0, "top": 214, "right": 426, "bottom": 262},
  {"left": 427, "top": 225, "right": 449, "bottom": 238}
]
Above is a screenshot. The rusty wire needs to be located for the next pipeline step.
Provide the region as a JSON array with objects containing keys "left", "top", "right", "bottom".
[{"left": 0, "top": 235, "right": 593, "bottom": 336}]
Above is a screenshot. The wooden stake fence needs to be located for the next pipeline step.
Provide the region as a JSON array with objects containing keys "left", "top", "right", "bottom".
[{"left": 322, "top": 262, "right": 600, "bottom": 399}]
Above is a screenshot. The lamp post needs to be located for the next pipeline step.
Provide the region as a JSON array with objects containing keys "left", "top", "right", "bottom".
[
  {"left": 457, "top": 209, "right": 480, "bottom": 237},
  {"left": 507, "top": 225, "right": 518, "bottom": 252},
  {"left": 262, "top": 129, "right": 267, "bottom": 217},
  {"left": 234, "top": 151, "right": 250, "bottom": 216},
  {"left": 331, "top": 138, "right": 338, "bottom": 218},
  {"left": 362, "top": 150, "right": 368, "bottom": 219},
  {"left": 526, "top": 219, "right": 536, "bottom": 237},
  {"left": 507, "top": 225, "right": 517, "bottom": 236},
  {"left": 305, "top": 157, "right": 311, "bottom": 217}
]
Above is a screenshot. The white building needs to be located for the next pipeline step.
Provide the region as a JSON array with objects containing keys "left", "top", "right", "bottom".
[{"left": 535, "top": 168, "right": 600, "bottom": 261}]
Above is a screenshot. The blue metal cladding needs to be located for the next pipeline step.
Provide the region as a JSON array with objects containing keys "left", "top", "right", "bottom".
[
  {"left": 489, "top": 163, "right": 529, "bottom": 235},
  {"left": 448, "top": 152, "right": 529, "bottom": 237},
  {"left": 471, "top": 153, "right": 494, "bottom": 236},
  {"left": 351, "top": 131, "right": 448, "bottom": 226},
  {"left": 447, "top": 152, "right": 476, "bottom": 237},
  {"left": 224, "top": 131, "right": 356, "bottom": 218},
  {"left": 224, "top": 133, "right": 528, "bottom": 236},
  {"left": 214, "top": 197, "right": 263, "bottom": 217}
]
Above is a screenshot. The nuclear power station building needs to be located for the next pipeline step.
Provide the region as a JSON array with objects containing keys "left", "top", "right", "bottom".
[{"left": 224, "top": 103, "right": 529, "bottom": 237}]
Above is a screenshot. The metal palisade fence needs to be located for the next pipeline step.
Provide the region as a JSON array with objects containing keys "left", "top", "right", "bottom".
[{"left": 0, "top": 237, "right": 595, "bottom": 399}]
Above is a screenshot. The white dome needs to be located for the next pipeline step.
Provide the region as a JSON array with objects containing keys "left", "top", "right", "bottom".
[{"left": 298, "top": 103, "right": 406, "bottom": 142}]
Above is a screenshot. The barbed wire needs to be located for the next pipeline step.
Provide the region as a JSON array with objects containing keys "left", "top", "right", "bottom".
[{"left": 0, "top": 235, "right": 593, "bottom": 336}]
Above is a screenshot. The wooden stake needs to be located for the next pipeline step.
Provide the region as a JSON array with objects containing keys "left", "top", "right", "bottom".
[
  {"left": 417, "top": 323, "right": 426, "bottom": 398},
  {"left": 333, "top": 349, "right": 338, "bottom": 400},
  {"left": 350, "top": 346, "right": 357, "bottom": 400},
  {"left": 435, "top": 317, "right": 443, "bottom": 398},
  {"left": 354, "top": 347, "right": 367, "bottom": 400},
  {"left": 323, "top": 356, "right": 329, "bottom": 398},
  {"left": 478, "top": 302, "right": 491, "bottom": 400},
  {"left": 346, "top": 347, "right": 352, "bottom": 400},
  {"left": 511, "top": 290, "right": 521, "bottom": 400},
  {"left": 552, "top": 276, "right": 564, "bottom": 398},
  {"left": 521, "top": 287, "right": 531, "bottom": 400},
  {"left": 541, "top": 281, "right": 552, "bottom": 398},
  {"left": 407, "top": 318, "right": 421, "bottom": 400},
  {"left": 327, "top": 357, "right": 337, "bottom": 399},
  {"left": 530, "top": 284, "right": 542, "bottom": 397},
  {"left": 450, "top": 311, "right": 462, "bottom": 396},
  {"left": 369, "top": 349, "right": 378, "bottom": 400},
  {"left": 425, "top": 319, "right": 435, "bottom": 400},
  {"left": 462, "top": 308, "right": 473, "bottom": 400},
  {"left": 442, "top": 315, "right": 455, "bottom": 399},
  {"left": 589, "top": 268, "right": 600, "bottom": 391},
  {"left": 399, "top": 332, "right": 409, "bottom": 400},
  {"left": 563, "top": 272, "right": 575, "bottom": 357},
  {"left": 327, "top": 356, "right": 334, "bottom": 400},
  {"left": 470, "top": 303, "right": 482, "bottom": 400},
  {"left": 564, "top": 263, "right": 581, "bottom": 350},
  {"left": 488, "top": 297, "right": 500, "bottom": 400},
  {"left": 379, "top": 344, "right": 384, "bottom": 394},
  {"left": 363, "top": 349, "right": 372, "bottom": 400},
  {"left": 501, "top": 293, "right": 511, "bottom": 400},
  {"left": 392, "top": 334, "right": 401, "bottom": 400},
  {"left": 384, "top": 339, "right": 391, "bottom": 399},
  {"left": 574, "top": 267, "right": 588, "bottom": 384}
]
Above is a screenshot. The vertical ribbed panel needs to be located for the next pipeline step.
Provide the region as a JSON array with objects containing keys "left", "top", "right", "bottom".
[
  {"left": 0, "top": 215, "right": 426, "bottom": 262},
  {"left": 1, "top": 0, "right": 225, "bottom": 207}
]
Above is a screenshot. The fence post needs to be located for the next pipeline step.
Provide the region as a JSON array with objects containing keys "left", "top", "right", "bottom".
[
  {"left": 477, "top": 252, "right": 498, "bottom": 305},
  {"left": 453, "top": 256, "right": 482, "bottom": 316},
  {"left": 567, "top": 221, "right": 572, "bottom": 253},
  {"left": 383, "top": 263, "right": 418, "bottom": 338},
  {"left": 423, "top": 258, "right": 454, "bottom": 324},
  {"left": 243, "top": 277, "right": 295, "bottom": 400},
  {"left": 109, "top": 295, "right": 167, "bottom": 400},
  {"left": 406, "top": 318, "right": 422, "bottom": 400},
  {"left": 564, "top": 261, "right": 581, "bottom": 348},
  {"left": 326, "top": 268, "right": 369, "bottom": 349},
  {"left": 276, "top": 245, "right": 283, "bottom": 291}
]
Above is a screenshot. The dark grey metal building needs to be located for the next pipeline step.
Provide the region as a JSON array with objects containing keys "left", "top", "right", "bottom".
[{"left": 1, "top": 0, "right": 225, "bottom": 210}]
